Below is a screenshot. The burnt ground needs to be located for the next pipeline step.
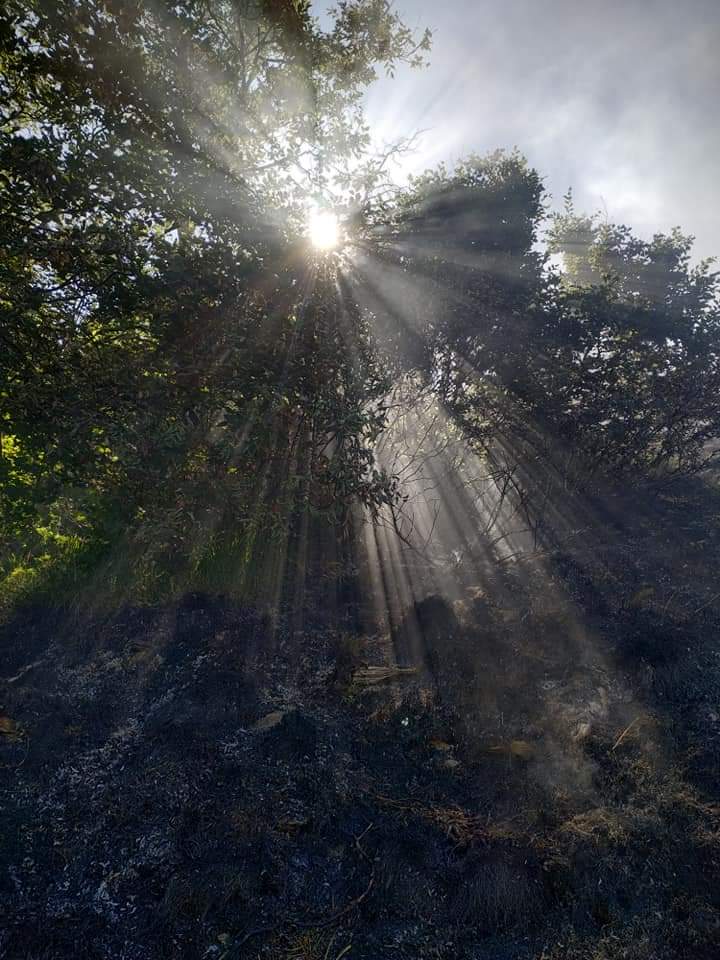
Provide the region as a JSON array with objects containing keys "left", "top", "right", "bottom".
[{"left": 2, "top": 486, "right": 720, "bottom": 959}]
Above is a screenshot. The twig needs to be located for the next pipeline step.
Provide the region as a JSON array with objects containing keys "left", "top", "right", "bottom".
[
  {"left": 693, "top": 591, "right": 720, "bottom": 616},
  {"left": 234, "top": 924, "right": 276, "bottom": 950},
  {"left": 355, "top": 822, "right": 374, "bottom": 862},
  {"left": 3, "top": 658, "right": 46, "bottom": 684},
  {"left": 309, "top": 873, "right": 375, "bottom": 929},
  {"left": 611, "top": 717, "right": 641, "bottom": 752}
]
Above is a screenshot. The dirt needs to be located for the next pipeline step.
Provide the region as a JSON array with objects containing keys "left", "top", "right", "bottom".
[{"left": 2, "top": 488, "right": 720, "bottom": 959}]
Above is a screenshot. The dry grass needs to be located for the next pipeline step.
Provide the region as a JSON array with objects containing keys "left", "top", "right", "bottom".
[
  {"left": 559, "top": 807, "right": 631, "bottom": 845},
  {"left": 374, "top": 793, "right": 524, "bottom": 848},
  {"left": 352, "top": 665, "right": 418, "bottom": 685},
  {"left": 266, "top": 929, "right": 352, "bottom": 960}
]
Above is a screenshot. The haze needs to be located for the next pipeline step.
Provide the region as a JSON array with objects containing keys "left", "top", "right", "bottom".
[{"left": 320, "top": 0, "right": 720, "bottom": 260}]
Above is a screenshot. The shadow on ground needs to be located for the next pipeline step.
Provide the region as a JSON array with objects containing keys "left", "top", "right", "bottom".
[{"left": 2, "top": 484, "right": 720, "bottom": 959}]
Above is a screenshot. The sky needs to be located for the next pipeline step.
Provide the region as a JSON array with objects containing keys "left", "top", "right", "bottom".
[{"left": 317, "top": 0, "right": 720, "bottom": 261}]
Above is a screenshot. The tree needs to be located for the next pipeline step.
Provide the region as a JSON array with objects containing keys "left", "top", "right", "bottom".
[
  {"left": 545, "top": 205, "right": 720, "bottom": 477},
  {"left": 359, "top": 154, "right": 720, "bottom": 487},
  {"left": 0, "top": 0, "right": 429, "bottom": 602}
]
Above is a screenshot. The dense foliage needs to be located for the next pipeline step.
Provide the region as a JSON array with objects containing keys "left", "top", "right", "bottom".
[
  {"left": 0, "top": 0, "right": 428, "bottom": 602},
  {"left": 367, "top": 157, "right": 720, "bottom": 482}
]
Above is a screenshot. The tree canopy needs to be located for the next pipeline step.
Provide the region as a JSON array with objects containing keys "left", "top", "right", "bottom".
[{"left": 1, "top": 0, "right": 719, "bottom": 609}]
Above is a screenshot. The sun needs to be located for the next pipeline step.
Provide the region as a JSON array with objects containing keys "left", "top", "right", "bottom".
[{"left": 308, "top": 209, "right": 340, "bottom": 251}]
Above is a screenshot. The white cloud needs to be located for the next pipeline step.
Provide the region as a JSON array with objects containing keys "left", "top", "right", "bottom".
[{"left": 331, "top": 0, "right": 720, "bottom": 259}]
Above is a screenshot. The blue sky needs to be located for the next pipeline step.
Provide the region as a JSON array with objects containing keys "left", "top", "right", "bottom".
[{"left": 315, "top": 0, "right": 720, "bottom": 261}]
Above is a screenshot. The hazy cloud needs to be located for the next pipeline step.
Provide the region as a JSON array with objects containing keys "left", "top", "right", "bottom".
[{"left": 320, "top": 0, "right": 720, "bottom": 259}]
